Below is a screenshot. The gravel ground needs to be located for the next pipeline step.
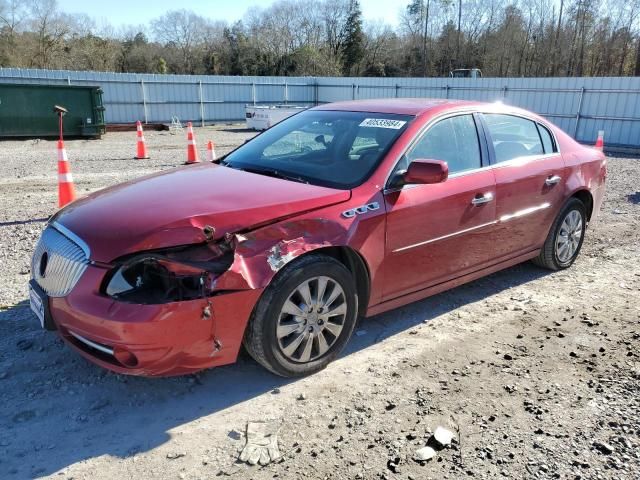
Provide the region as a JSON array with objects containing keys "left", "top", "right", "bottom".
[{"left": 0, "top": 127, "right": 638, "bottom": 480}]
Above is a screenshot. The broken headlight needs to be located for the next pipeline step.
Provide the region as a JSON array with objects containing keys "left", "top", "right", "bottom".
[{"left": 102, "top": 243, "right": 234, "bottom": 304}]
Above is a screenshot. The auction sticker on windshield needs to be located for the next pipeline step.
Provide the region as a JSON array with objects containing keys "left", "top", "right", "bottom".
[{"left": 359, "top": 118, "right": 407, "bottom": 129}]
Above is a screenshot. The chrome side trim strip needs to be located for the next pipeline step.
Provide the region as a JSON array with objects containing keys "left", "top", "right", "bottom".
[
  {"left": 69, "top": 331, "right": 114, "bottom": 356},
  {"left": 392, "top": 220, "right": 498, "bottom": 253},
  {"left": 499, "top": 202, "right": 550, "bottom": 223},
  {"left": 393, "top": 202, "right": 552, "bottom": 253}
]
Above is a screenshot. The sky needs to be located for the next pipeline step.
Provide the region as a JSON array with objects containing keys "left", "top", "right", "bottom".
[{"left": 59, "top": 0, "right": 406, "bottom": 29}]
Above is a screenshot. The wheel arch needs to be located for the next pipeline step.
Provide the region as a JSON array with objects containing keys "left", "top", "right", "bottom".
[
  {"left": 307, "top": 246, "right": 371, "bottom": 317},
  {"left": 570, "top": 189, "right": 594, "bottom": 221},
  {"left": 216, "top": 219, "right": 371, "bottom": 318},
  {"left": 241, "top": 248, "right": 363, "bottom": 377}
]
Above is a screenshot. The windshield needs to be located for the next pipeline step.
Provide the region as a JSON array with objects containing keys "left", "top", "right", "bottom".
[{"left": 222, "top": 110, "right": 413, "bottom": 189}]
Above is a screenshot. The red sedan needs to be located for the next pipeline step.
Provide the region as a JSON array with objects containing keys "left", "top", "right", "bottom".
[{"left": 29, "top": 99, "right": 606, "bottom": 377}]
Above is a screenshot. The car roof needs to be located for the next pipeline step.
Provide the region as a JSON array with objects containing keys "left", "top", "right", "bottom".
[{"left": 312, "top": 98, "right": 483, "bottom": 116}]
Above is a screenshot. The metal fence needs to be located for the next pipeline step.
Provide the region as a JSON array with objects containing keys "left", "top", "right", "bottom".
[{"left": 1, "top": 68, "right": 639, "bottom": 149}]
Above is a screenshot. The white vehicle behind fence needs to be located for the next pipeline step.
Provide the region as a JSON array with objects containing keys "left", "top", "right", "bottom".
[
  {"left": 245, "top": 105, "right": 307, "bottom": 130},
  {"left": 449, "top": 68, "right": 483, "bottom": 78}
]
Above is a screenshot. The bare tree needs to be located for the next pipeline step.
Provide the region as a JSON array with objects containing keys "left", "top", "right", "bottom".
[
  {"left": 0, "top": 0, "right": 28, "bottom": 64},
  {"left": 0, "top": 0, "right": 28, "bottom": 35},
  {"left": 151, "top": 9, "right": 207, "bottom": 73},
  {"left": 0, "top": 0, "right": 637, "bottom": 77},
  {"left": 405, "top": 0, "right": 432, "bottom": 76},
  {"left": 28, "top": 0, "right": 71, "bottom": 68},
  {"left": 322, "top": 0, "right": 351, "bottom": 59}
]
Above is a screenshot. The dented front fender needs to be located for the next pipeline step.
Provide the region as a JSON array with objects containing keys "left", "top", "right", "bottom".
[{"left": 215, "top": 218, "right": 349, "bottom": 291}]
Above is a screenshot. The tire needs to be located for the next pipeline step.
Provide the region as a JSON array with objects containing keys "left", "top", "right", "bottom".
[
  {"left": 243, "top": 254, "right": 358, "bottom": 377},
  {"left": 533, "top": 197, "right": 587, "bottom": 271}
]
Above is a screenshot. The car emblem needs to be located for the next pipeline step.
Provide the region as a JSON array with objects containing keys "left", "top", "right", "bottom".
[
  {"left": 342, "top": 202, "right": 380, "bottom": 218},
  {"left": 39, "top": 251, "right": 49, "bottom": 278}
]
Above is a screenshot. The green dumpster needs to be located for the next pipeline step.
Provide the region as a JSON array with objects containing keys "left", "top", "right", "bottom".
[{"left": 0, "top": 83, "right": 106, "bottom": 138}]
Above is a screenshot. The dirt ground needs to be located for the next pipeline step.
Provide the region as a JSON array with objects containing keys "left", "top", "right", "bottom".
[{"left": 0, "top": 126, "right": 638, "bottom": 480}]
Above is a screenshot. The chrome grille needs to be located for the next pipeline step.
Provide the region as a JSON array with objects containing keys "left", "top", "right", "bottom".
[{"left": 31, "top": 223, "right": 90, "bottom": 297}]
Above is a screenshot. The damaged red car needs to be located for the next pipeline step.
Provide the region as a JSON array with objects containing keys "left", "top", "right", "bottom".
[{"left": 29, "top": 99, "right": 606, "bottom": 377}]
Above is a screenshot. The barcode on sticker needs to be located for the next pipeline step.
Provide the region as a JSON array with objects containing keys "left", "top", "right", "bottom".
[{"left": 359, "top": 118, "right": 407, "bottom": 129}]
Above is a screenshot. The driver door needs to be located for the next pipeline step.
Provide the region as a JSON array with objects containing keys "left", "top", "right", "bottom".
[{"left": 381, "top": 114, "right": 498, "bottom": 301}]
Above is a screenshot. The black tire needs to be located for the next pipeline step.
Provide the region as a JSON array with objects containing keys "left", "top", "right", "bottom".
[
  {"left": 243, "top": 254, "right": 358, "bottom": 377},
  {"left": 533, "top": 197, "right": 587, "bottom": 271}
]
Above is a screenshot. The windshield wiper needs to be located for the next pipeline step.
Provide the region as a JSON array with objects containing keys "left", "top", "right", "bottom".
[{"left": 239, "top": 166, "right": 309, "bottom": 184}]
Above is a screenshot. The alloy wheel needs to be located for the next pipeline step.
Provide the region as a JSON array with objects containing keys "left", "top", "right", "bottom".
[
  {"left": 276, "top": 276, "right": 347, "bottom": 363},
  {"left": 555, "top": 209, "right": 583, "bottom": 263}
]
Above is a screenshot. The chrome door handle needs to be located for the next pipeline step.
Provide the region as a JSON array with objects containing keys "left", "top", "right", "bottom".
[
  {"left": 471, "top": 192, "right": 494, "bottom": 206},
  {"left": 545, "top": 175, "right": 562, "bottom": 186}
]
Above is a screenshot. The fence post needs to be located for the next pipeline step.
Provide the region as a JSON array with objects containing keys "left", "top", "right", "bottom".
[
  {"left": 395, "top": 84, "right": 400, "bottom": 98},
  {"left": 502, "top": 86, "right": 508, "bottom": 99},
  {"left": 198, "top": 80, "right": 205, "bottom": 127},
  {"left": 445, "top": 84, "right": 450, "bottom": 99},
  {"left": 140, "top": 79, "right": 148, "bottom": 124},
  {"left": 251, "top": 82, "right": 256, "bottom": 105},
  {"left": 573, "top": 87, "right": 585, "bottom": 140},
  {"left": 314, "top": 80, "right": 319, "bottom": 106},
  {"left": 284, "top": 80, "right": 288, "bottom": 104},
  {"left": 352, "top": 83, "right": 356, "bottom": 100}
]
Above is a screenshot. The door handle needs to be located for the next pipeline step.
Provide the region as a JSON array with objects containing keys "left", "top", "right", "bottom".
[
  {"left": 471, "top": 192, "right": 494, "bottom": 206},
  {"left": 545, "top": 175, "right": 562, "bottom": 186}
]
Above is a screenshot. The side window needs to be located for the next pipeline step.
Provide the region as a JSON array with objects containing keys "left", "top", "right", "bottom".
[
  {"left": 537, "top": 124, "right": 556, "bottom": 154},
  {"left": 484, "top": 114, "right": 544, "bottom": 163},
  {"left": 405, "top": 115, "right": 481, "bottom": 174}
]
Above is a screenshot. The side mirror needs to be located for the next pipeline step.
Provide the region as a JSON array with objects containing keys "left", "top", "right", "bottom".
[{"left": 404, "top": 159, "right": 448, "bottom": 184}]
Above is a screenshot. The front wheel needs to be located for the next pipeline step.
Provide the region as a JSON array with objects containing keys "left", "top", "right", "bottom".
[
  {"left": 533, "top": 197, "right": 587, "bottom": 270},
  {"left": 243, "top": 254, "right": 358, "bottom": 377}
]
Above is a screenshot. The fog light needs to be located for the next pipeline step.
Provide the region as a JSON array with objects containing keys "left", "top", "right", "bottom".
[{"left": 113, "top": 347, "right": 138, "bottom": 368}]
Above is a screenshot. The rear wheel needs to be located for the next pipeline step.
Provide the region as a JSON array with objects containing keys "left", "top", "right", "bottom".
[
  {"left": 243, "top": 254, "right": 358, "bottom": 377},
  {"left": 533, "top": 198, "right": 586, "bottom": 270}
]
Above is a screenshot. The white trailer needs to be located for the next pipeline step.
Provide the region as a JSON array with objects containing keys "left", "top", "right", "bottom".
[{"left": 245, "top": 105, "right": 307, "bottom": 130}]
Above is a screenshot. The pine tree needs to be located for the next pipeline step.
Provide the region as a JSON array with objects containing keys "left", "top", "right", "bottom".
[
  {"left": 156, "top": 57, "right": 168, "bottom": 74},
  {"left": 342, "top": 0, "right": 364, "bottom": 76}
]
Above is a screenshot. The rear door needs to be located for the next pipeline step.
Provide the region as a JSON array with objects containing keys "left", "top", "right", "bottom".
[
  {"left": 481, "top": 114, "right": 566, "bottom": 259},
  {"left": 382, "top": 113, "right": 498, "bottom": 300}
]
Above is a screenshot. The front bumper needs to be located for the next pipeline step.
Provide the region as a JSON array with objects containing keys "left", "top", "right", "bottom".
[{"left": 48, "top": 265, "right": 262, "bottom": 376}]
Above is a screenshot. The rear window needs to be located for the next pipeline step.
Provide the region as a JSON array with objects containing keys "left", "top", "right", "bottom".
[{"left": 484, "top": 114, "right": 544, "bottom": 163}]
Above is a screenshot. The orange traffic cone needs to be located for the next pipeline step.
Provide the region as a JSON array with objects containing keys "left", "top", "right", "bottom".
[
  {"left": 57, "top": 140, "right": 76, "bottom": 208},
  {"left": 206, "top": 141, "right": 217, "bottom": 162},
  {"left": 186, "top": 122, "right": 199, "bottom": 164},
  {"left": 594, "top": 130, "right": 604, "bottom": 151},
  {"left": 134, "top": 120, "right": 150, "bottom": 159}
]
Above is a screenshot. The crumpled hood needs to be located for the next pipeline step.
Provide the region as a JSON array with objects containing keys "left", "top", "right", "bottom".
[{"left": 55, "top": 163, "right": 350, "bottom": 263}]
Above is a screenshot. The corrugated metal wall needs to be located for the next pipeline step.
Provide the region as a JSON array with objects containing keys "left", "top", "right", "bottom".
[{"left": 1, "top": 68, "right": 639, "bottom": 148}]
